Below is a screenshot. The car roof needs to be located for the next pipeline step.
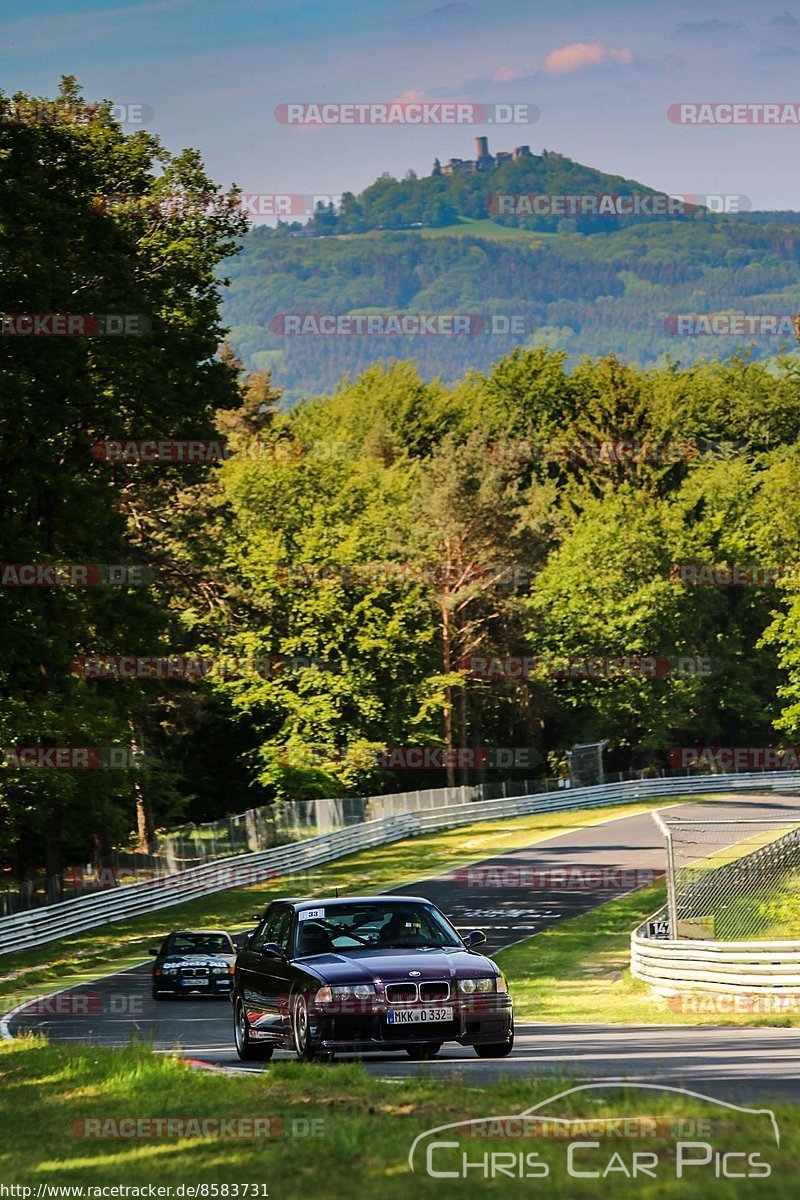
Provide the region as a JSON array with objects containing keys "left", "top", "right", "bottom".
[
  {"left": 276, "top": 896, "right": 432, "bottom": 910},
  {"left": 168, "top": 929, "right": 233, "bottom": 937}
]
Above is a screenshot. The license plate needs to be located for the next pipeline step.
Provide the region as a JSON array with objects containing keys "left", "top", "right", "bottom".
[
  {"left": 387, "top": 1007, "right": 453, "bottom": 1025},
  {"left": 182, "top": 979, "right": 208, "bottom": 986}
]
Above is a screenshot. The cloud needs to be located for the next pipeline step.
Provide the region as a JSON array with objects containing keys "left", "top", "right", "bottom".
[
  {"left": 542, "top": 43, "right": 633, "bottom": 75},
  {"left": 771, "top": 11, "right": 799, "bottom": 27},
  {"left": 675, "top": 19, "right": 744, "bottom": 34},
  {"left": 752, "top": 46, "right": 800, "bottom": 60},
  {"left": 492, "top": 65, "right": 532, "bottom": 82}
]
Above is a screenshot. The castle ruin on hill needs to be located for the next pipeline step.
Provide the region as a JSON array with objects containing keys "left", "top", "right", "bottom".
[{"left": 432, "top": 136, "right": 532, "bottom": 176}]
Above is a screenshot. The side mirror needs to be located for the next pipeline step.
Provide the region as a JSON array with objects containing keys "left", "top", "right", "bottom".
[
  {"left": 148, "top": 947, "right": 159, "bottom": 956},
  {"left": 260, "top": 941, "right": 286, "bottom": 959},
  {"left": 463, "top": 930, "right": 487, "bottom": 949}
]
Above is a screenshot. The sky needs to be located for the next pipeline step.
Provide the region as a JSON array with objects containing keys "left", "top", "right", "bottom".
[{"left": 1, "top": 0, "right": 799, "bottom": 209}]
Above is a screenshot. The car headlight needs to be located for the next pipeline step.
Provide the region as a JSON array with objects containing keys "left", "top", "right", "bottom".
[
  {"left": 457, "top": 977, "right": 497, "bottom": 994},
  {"left": 314, "top": 983, "right": 376, "bottom": 1003},
  {"left": 161, "top": 964, "right": 178, "bottom": 973},
  {"left": 212, "top": 967, "right": 229, "bottom": 975}
]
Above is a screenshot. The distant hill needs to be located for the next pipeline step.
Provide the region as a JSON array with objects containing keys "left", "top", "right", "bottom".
[{"left": 220, "top": 149, "right": 800, "bottom": 399}]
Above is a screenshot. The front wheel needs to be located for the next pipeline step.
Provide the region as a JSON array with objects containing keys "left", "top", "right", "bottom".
[
  {"left": 291, "top": 994, "right": 320, "bottom": 1062},
  {"left": 234, "top": 996, "right": 274, "bottom": 1062},
  {"left": 405, "top": 1043, "right": 441, "bottom": 1061}
]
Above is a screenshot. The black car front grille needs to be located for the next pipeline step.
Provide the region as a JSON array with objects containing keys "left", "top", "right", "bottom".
[
  {"left": 420, "top": 981, "right": 450, "bottom": 1002},
  {"left": 384, "top": 980, "right": 451, "bottom": 1003},
  {"left": 179, "top": 967, "right": 210, "bottom": 979},
  {"left": 385, "top": 983, "right": 418, "bottom": 1003}
]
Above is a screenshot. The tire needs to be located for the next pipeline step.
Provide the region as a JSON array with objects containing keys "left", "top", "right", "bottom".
[
  {"left": 234, "top": 995, "right": 274, "bottom": 1062},
  {"left": 473, "top": 1027, "right": 515, "bottom": 1059},
  {"left": 405, "top": 1043, "right": 441, "bottom": 1061},
  {"left": 291, "top": 993, "right": 320, "bottom": 1062}
]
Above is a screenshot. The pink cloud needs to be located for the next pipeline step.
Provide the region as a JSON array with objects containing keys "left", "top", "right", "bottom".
[
  {"left": 493, "top": 65, "right": 530, "bottom": 82},
  {"left": 543, "top": 42, "right": 634, "bottom": 74}
]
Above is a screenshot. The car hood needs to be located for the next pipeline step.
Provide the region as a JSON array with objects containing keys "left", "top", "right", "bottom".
[{"left": 297, "top": 946, "right": 498, "bottom": 983}]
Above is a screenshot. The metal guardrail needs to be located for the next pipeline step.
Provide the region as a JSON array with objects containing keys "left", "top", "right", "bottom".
[
  {"left": 4, "top": 769, "right": 800, "bottom": 957},
  {"left": 631, "top": 927, "right": 800, "bottom": 994},
  {"left": 632, "top": 781, "right": 800, "bottom": 993}
]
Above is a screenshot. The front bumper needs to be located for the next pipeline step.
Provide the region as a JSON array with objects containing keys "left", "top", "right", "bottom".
[
  {"left": 155, "top": 976, "right": 233, "bottom": 995},
  {"left": 308, "top": 994, "right": 513, "bottom": 1049}
]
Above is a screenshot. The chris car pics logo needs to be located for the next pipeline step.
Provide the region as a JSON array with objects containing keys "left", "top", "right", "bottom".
[{"left": 408, "top": 1083, "right": 778, "bottom": 1181}]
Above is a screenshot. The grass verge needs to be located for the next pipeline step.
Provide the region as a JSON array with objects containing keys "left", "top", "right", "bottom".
[
  {"left": 0, "top": 1038, "right": 793, "bottom": 1196},
  {"left": 496, "top": 884, "right": 800, "bottom": 1027}
]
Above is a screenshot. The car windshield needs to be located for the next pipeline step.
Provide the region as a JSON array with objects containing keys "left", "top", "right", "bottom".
[
  {"left": 294, "top": 902, "right": 462, "bottom": 955},
  {"left": 166, "top": 933, "right": 232, "bottom": 955}
]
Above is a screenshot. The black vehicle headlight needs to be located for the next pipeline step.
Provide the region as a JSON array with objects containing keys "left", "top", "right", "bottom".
[
  {"left": 457, "top": 977, "right": 498, "bottom": 994},
  {"left": 161, "top": 964, "right": 178, "bottom": 974},
  {"left": 212, "top": 966, "right": 229, "bottom": 975},
  {"left": 314, "top": 983, "right": 376, "bottom": 1003}
]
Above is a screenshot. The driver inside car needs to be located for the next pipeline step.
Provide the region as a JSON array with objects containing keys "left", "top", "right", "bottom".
[{"left": 378, "top": 910, "right": 421, "bottom": 946}]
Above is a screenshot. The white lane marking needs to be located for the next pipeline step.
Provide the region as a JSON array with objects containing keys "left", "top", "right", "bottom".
[{"left": 0, "top": 963, "right": 145, "bottom": 1041}]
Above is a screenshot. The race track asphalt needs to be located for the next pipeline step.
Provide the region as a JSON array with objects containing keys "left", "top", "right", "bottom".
[{"left": 8, "top": 792, "right": 800, "bottom": 1101}]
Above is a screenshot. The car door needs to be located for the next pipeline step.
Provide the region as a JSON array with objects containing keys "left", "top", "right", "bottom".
[
  {"left": 258, "top": 905, "right": 296, "bottom": 1039},
  {"left": 237, "top": 909, "right": 279, "bottom": 1028}
]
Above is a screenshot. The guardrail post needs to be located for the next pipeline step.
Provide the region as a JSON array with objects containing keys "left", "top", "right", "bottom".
[{"left": 652, "top": 810, "right": 679, "bottom": 938}]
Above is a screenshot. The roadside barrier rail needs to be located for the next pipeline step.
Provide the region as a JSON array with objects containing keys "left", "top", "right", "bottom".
[{"left": 4, "top": 770, "right": 800, "bottom": 956}]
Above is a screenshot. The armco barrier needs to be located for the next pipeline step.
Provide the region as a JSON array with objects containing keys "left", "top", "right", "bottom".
[
  {"left": 631, "top": 788, "right": 800, "bottom": 994},
  {"left": 631, "top": 925, "right": 800, "bottom": 994},
  {"left": 3, "top": 770, "right": 800, "bottom": 956}
]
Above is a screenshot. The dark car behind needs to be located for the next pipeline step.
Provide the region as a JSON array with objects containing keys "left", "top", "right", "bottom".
[{"left": 150, "top": 929, "right": 237, "bottom": 999}]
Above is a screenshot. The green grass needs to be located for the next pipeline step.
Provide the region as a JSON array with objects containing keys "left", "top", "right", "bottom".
[
  {"left": 0, "top": 1038, "right": 793, "bottom": 1196},
  {"left": 0, "top": 798, "right": 675, "bottom": 1011},
  {"left": 416, "top": 217, "right": 556, "bottom": 244},
  {"left": 496, "top": 885, "right": 800, "bottom": 1027}
]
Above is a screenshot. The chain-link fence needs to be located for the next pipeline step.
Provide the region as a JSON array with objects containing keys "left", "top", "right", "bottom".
[
  {"left": 2, "top": 777, "right": 562, "bottom": 913},
  {"left": 657, "top": 815, "right": 800, "bottom": 940},
  {"left": 0, "top": 762, "right": 696, "bottom": 915}
]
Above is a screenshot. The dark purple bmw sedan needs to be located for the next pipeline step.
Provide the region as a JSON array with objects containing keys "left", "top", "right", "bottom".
[{"left": 232, "top": 896, "right": 514, "bottom": 1062}]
